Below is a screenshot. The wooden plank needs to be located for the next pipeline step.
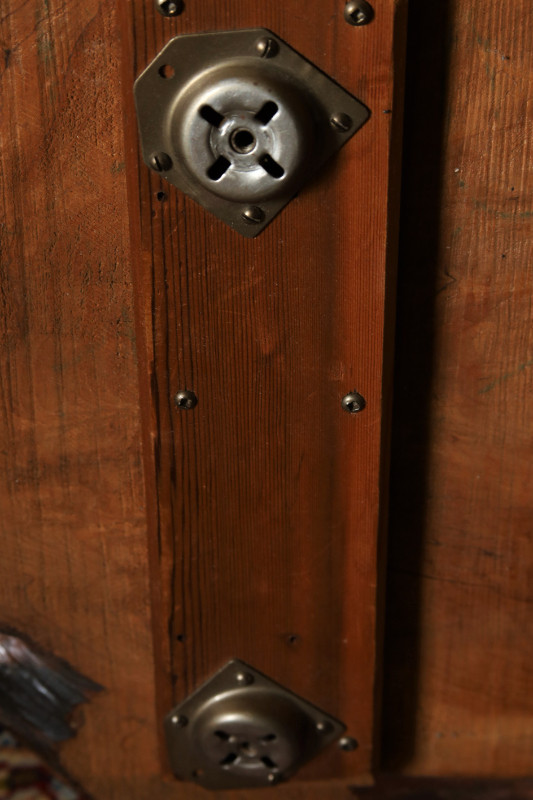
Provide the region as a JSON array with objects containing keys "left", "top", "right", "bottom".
[
  {"left": 383, "top": 0, "right": 533, "bottom": 777},
  {"left": 0, "top": 0, "right": 161, "bottom": 788},
  {"left": 119, "top": 0, "right": 406, "bottom": 789}
]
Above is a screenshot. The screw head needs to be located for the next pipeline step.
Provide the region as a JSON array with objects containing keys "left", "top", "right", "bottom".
[
  {"left": 235, "top": 671, "right": 254, "bottom": 686},
  {"left": 255, "top": 37, "right": 279, "bottom": 58},
  {"left": 330, "top": 112, "right": 353, "bottom": 132},
  {"left": 339, "top": 736, "right": 358, "bottom": 751},
  {"left": 241, "top": 206, "right": 265, "bottom": 225},
  {"left": 174, "top": 390, "right": 198, "bottom": 410},
  {"left": 148, "top": 151, "right": 172, "bottom": 172},
  {"left": 316, "top": 721, "right": 333, "bottom": 734},
  {"left": 341, "top": 391, "right": 366, "bottom": 414},
  {"left": 171, "top": 714, "right": 188, "bottom": 727},
  {"left": 344, "top": 0, "right": 374, "bottom": 25},
  {"left": 156, "top": 0, "right": 184, "bottom": 16}
]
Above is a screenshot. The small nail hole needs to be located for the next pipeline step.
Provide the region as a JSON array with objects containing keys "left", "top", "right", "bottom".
[{"left": 156, "top": 191, "right": 167, "bottom": 201}]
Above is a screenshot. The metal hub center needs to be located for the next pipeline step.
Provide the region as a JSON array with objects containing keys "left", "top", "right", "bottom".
[{"left": 230, "top": 128, "right": 256, "bottom": 154}]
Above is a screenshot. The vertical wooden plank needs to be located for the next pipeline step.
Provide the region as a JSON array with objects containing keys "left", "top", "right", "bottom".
[
  {"left": 119, "top": 0, "right": 405, "bottom": 788},
  {"left": 0, "top": 0, "right": 161, "bottom": 789},
  {"left": 384, "top": 0, "right": 533, "bottom": 777}
]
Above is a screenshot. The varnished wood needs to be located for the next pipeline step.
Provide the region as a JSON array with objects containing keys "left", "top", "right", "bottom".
[
  {"left": 4, "top": 0, "right": 530, "bottom": 793},
  {"left": 383, "top": 0, "right": 533, "bottom": 777},
  {"left": 0, "top": 0, "right": 161, "bottom": 786},
  {"left": 119, "top": 0, "right": 406, "bottom": 787}
]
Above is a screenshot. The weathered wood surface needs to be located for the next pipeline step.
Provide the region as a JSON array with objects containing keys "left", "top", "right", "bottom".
[
  {"left": 3, "top": 0, "right": 531, "bottom": 793},
  {"left": 383, "top": 0, "right": 533, "bottom": 777},
  {"left": 119, "top": 0, "right": 405, "bottom": 788},
  {"left": 0, "top": 0, "right": 162, "bottom": 787}
]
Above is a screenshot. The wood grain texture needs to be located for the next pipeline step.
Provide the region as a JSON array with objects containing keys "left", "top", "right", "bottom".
[
  {"left": 383, "top": 0, "right": 533, "bottom": 777},
  {"left": 0, "top": 0, "right": 161, "bottom": 788},
  {"left": 119, "top": 0, "right": 405, "bottom": 789}
]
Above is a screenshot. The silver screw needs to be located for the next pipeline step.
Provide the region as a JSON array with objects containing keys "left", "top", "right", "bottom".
[
  {"left": 171, "top": 714, "right": 188, "bottom": 727},
  {"left": 330, "top": 113, "right": 353, "bottom": 132},
  {"left": 242, "top": 206, "right": 265, "bottom": 225},
  {"left": 235, "top": 671, "right": 254, "bottom": 686},
  {"left": 316, "top": 721, "right": 333, "bottom": 734},
  {"left": 344, "top": 0, "right": 374, "bottom": 26},
  {"left": 156, "top": 0, "right": 184, "bottom": 16},
  {"left": 148, "top": 151, "right": 172, "bottom": 172},
  {"left": 339, "top": 736, "right": 358, "bottom": 751},
  {"left": 341, "top": 391, "right": 366, "bottom": 414},
  {"left": 174, "top": 390, "right": 198, "bottom": 410},
  {"left": 267, "top": 772, "right": 279, "bottom": 784},
  {"left": 256, "top": 37, "right": 279, "bottom": 58}
]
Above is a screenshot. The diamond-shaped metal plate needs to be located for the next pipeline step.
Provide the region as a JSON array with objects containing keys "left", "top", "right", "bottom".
[
  {"left": 164, "top": 659, "right": 346, "bottom": 790},
  {"left": 134, "top": 29, "right": 369, "bottom": 237}
]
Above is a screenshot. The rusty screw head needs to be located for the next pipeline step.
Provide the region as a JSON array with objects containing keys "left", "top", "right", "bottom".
[
  {"left": 148, "top": 151, "right": 173, "bottom": 172},
  {"left": 339, "top": 736, "right": 358, "bottom": 751},
  {"left": 344, "top": 0, "right": 374, "bottom": 26},
  {"left": 255, "top": 37, "right": 279, "bottom": 58},
  {"left": 330, "top": 112, "right": 353, "bottom": 132},
  {"left": 242, "top": 206, "right": 265, "bottom": 225},
  {"left": 341, "top": 391, "right": 366, "bottom": 414},
  {"left": 175, "top": 390, "right": 198, "bottom": 410},
  {"left": 235, "top": 671, "right": 254, "bottom": 686},
  {"left": 156, "top": 0, "right": 184, "bottom": 17}
]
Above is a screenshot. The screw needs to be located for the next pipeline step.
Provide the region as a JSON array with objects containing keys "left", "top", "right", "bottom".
[
  {"left": 339, "top": 736, "right": 358, "bottom": 751},
  {"left": 148, "top": 152, "right": 172, "bottom": 172},
  {"left": 171, "top": 714, "right": 188, "bottom": 727},
  {"left": 155, "top": 0, "right": 184, "bottom": 16},
  {"left": 174, "top": 390, "right": 198, "bottom": 410},
  {"left": 267, "top": 773, "right": 279, "bottom": 784},
  {"left": 316, "top": 721, "right": 333, "bottom": 734},
  {"left": 330, "top": 113, "right": 353, "bottom": 132},
  {"left": 341, "top": 391, "right": 366, "bottom": 414},
  {"left": 344, "top": 0, "right": 374, "bottom": 26},
  {"left": 235, "top": 671, "right": 254, "bottom": 686},
  {"left": 241, "top": 206, "right": 265, "bottom": 225},
  {"left": 255, "top": 37, "right": 279, "bottom": 58}
]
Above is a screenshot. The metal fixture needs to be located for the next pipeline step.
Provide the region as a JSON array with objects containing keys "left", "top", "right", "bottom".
[
  {"left": 174, "top": 390, "right": 198, "bottom": 410},
  {"left": 338, "top": 736, "right": 358, "bottom": 751},
  {"left": 164, "top": 659, "right": 346, "bottom": 790},
  {"left": 330, "top": 112, "right": 353, "bottom": 132},
  {"left": 148, "top": 152, "right": 172, "bottom": 172},
  {"left": 341, "top": 391, "right": 366, "bottom": 413},
  {"left": 255, "top": 36, "right": 279, "bottom": 58},
  {"left": 155, "top": 0, "right": 184, "bottom": 17},
  {"left": 344, "top": 0, "right": 374, "bottom": 26},
  {"left": 242, "top": 206, "right": 265, "bottom": 225},
  {"left": 134, "top": 29, "right": 369, "bottom": 237}
]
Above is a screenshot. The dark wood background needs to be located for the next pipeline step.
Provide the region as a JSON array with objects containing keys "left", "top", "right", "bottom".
[
  {"left": 0, "top": 0, "right": 531, "bottom": 796},
  {"left": 383, "top": 0, "right": 533, "bottom": 779}
]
